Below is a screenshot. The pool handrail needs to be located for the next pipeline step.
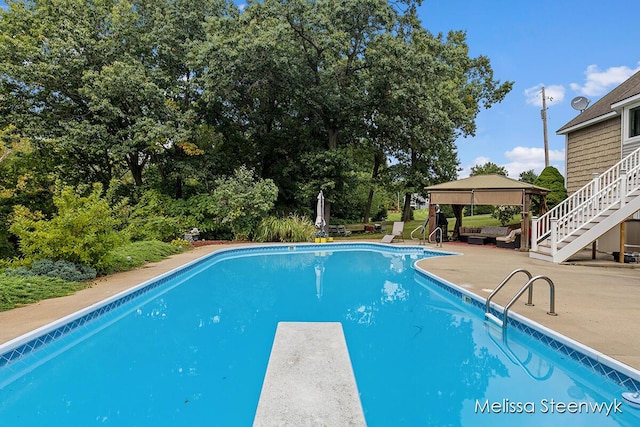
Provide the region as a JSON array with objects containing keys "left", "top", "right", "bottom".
[{"left": 485, "top": 269, "right": 558, "bottom": 330}]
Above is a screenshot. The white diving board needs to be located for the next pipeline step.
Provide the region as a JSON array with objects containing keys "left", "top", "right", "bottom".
[{"left": 253, "top": 322, "right": 366, "bottom": 426}]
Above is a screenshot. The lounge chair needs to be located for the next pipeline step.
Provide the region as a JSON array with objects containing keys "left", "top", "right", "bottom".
[
  {"left": 496, "top": 228, "right": 521, "bottom": 249},
  {"left": 381, "top": 221, "right": 404, "bottom": 243}
]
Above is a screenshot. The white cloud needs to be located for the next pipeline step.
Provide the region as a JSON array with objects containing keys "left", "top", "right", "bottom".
[
  {"left": 458, "top": 156, "right": 491, "bottom": 178},
  {"left": 524, "top": 84, "right": 565, "bottom": 108},
  {"left": 570, "top": 63, "right": 640, "bottom": 96},
  {"left": 503, "top": 146, "right": 564, "bottom": 178}
]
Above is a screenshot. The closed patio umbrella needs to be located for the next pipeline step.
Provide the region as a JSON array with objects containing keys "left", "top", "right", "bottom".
[{"left": 315, "top": 190, "right": 325, "bottom": 233}]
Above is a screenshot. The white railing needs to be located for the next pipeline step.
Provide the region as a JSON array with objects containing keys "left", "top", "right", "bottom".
[{"left": 532, "top": 146, "right": 640, "bottom": 253}]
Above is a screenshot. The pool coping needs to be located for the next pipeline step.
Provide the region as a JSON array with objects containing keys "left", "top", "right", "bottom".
[{"left": 1, "top": 242, "right": 639, "bottom": 395}]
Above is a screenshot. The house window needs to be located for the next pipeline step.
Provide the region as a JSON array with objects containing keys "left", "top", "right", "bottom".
[{"left": 630, "top": 106, "right": 640, "bottom": 138}]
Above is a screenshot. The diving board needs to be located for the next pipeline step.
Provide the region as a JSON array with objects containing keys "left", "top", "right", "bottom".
[{"left": 253, "top": 322, "right": 366, "bottom": 426}]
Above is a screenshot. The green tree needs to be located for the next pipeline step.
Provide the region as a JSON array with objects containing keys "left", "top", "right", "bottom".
[
  {"left": 519, "top": 169, "right": 539, "bottom": 184},
  {"left": 0, "top": 0, "right": 224, "bottom": 193},
  {"left": 535, "top": 166, "right": 567, "bottom": 211},
  {"left": 211, "top": 166, "right": 279, "bottom": 240},
  {"left": 368, "top": 23, "right": 512, "bottom": 221},
  {"left": 470, "top": 162, "right": 508, "bottom": 177},
  {"left": 0, "top": 128, "right": 55, "bottom": 258}
]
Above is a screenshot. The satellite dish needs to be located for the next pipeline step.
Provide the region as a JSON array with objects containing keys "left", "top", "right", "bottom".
[{"left": 571, "top": 96, "right": 590, "bottom": 111}]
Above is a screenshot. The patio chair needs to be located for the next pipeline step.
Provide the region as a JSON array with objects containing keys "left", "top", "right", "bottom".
[{"left": 381, "top": 221, "right": 404, "bottom": 243}]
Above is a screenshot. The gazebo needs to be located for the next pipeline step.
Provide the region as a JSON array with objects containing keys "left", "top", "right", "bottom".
[{"left": 425, "top": 174, "right": 551, "bottom": 250}]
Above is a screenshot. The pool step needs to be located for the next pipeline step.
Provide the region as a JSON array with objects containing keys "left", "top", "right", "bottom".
[{"left": 253, "top": 322, "right": 366, "bottom": 427}]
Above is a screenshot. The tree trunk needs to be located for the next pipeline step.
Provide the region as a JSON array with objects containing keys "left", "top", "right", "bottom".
[
  {"left": 363, "top": 150, "right": 384, "bottom": 223},
  {"left": 126, "top": 152, "right": 145, "bottom": 187},
  {"left": 402, "top": 192, "right": 412, "bottom": 222},
  {"left": 452, "top": 204, "right": 464, "bottom": 240},
  {"left": 328, "top": 125, "right": 338, "bottom": 150},
  {"left": 324, "top": 200, "right": 331, "bottom": 229}
]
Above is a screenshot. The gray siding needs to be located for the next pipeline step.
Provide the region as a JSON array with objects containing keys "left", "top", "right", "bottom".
[{"left": 565, "top": 117, "right": 621, "bottom": 194}]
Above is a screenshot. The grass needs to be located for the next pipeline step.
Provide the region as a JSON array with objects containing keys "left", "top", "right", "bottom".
[
  {"left": 96, "top": 240, "right": 182, "bottom": 275},
  {"left": 0, "top": 240, "right": 182, "bottom": 312},
  {"left": 0, "top": 275, "right": 88, "bottom": 311}
]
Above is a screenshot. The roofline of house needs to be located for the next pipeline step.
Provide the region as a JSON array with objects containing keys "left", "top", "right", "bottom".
[
  {"left": 556, "top": 111, "right": 618, "bottom": 135},
  {"left": 611, "top": 93, "right": 640, "bottom": 110}
]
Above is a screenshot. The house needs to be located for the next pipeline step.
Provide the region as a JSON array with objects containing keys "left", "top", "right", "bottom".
[
  {"left": 557, "top": 70, "right": 640, "bottom": 193},
  {"left": 530, "top": 70, "right": 640, "bottom": 263}
]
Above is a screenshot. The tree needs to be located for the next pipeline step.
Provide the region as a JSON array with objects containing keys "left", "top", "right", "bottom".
[
  {"left": 535, "top": 166, "right": 567, "bottom": 211},
  {"left": 211, "top": 166, "right": 279, "bottom": 241},
  {"left": 470, "top": 162, "right": 508, "bottom": 177},
  {"left": 519, "top": 169, "right": 538, "bottom": 184},
  {"left": 367, "top": 21, "right": 512, "bottom": 221},
  {"left": 197, "top": 0, "right": 411, "bottom": 223},
  {"left": 0, "top": 0, "right": 224, "bottom": 193},
  {"left": 0, "top": 127, "right": 55, "bottom": 258}
]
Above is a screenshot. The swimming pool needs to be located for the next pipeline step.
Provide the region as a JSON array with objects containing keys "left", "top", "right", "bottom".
[{"left": 0, "top": 243, "right": 639, "bottom": 426}]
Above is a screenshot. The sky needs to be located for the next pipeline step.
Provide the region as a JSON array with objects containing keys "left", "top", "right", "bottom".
[{"left": 415, "top": 0, "right": 640, "bottom": 178}]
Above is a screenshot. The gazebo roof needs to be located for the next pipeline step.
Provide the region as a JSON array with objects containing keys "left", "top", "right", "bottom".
[
  {"left": 426, "top": 174, "right": 550, "bottom": 193},
  {"left": 425, "top": 174, "right": 550, "bottom": 205}
]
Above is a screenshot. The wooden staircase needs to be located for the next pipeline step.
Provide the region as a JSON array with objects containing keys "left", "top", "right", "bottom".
[{"left": 530, "top": 147, "right": 640, "bottom": 263}]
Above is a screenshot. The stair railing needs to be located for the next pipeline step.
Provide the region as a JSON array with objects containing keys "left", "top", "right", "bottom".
[{"left": 532, "top": 146, "right": 640, "bottom": 253}]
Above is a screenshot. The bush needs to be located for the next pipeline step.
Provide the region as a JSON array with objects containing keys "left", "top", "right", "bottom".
[
  {"left": 4, "top": 259, "right": 97, "bottom": 281},
  {"left": 491, "top": 205, "right": 520, "bottom": 226},
  {"left": 211, "top": 166, "right": 278, "bottom": 240},
  {"left": 170, "top": 238, "right": 192, "bottom": 250},
  {"left": 255, "top": 215, "right": 316, "bottom": 242},
  {"left": 9, "top": 183, "right": 127, "bottom": 267},
  {"left": 124, "top": 190, "right": 185, "bottom": 242},
  {"left": 32, "top": 259, "right": 97, "bottom": 282}
]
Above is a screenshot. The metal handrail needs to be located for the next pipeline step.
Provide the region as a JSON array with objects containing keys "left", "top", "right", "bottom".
[
  {"left": 503, "top": 276, "right": 557, "bottom": 330},
  {"left": 411, "top": 217, "right": 430, "bottom": 244},
  {"left": 410, "top": 225, "right": 426, "bottom": 243},
  {"left": 485, "top": 270, "right": 557, "bottom": 331},
  {"left": 485, "top": 268, "right": 533, "bottom": 315},
  {"left": 428, "top": 227, "right": 443, "bottom": 247}
]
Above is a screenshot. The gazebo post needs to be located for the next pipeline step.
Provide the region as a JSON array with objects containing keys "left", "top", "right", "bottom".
[{"left": 521, "top": 192, "right": 531, "bottom": 251}]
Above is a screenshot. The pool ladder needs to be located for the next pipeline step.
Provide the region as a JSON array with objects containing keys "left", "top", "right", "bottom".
[{"left": 485, "top": 268, "right": 557, "bottom": 330}]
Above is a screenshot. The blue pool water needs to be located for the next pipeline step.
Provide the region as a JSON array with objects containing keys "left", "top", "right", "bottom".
[{"left": 0, "top": 244, "right": 639, "bottom": 426}]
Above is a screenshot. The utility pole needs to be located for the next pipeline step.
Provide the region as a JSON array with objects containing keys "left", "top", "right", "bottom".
[{"left": 541, "top": 87, "right": 549, "bottom": 168}]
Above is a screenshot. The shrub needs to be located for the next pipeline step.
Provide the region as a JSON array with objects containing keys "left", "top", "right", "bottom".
[
  {"left": 31, "top": 259, "right": 97, "bottom": 282},
  {"left": 211, "top": 166, "right": 278, "bottom": 240},
  {"left": 4, "top": 259, "right": 97, "bottom": 281},
  {"left": 170, "top": 238, "right": 192, "bottom": 250},
  {"left": 491, "top": 205, "right": 520, "bottom": 226},
  {"left": 9, "top": 183, "right": 127, "bottom": 267},
  {"left": 123, "top": 190, "right": 185, "bottom": 242},
  {"left": 535, "top": 166, "right": 568, "bottom": 211},
  {"left": 255, "top": 214, "right": 316, "bottom": 242}
]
